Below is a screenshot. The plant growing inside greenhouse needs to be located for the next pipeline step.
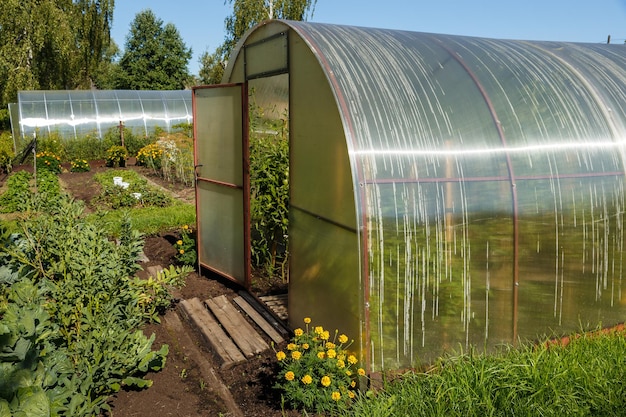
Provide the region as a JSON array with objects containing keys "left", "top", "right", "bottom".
[{"left": 70, "top": 158, "right": 91, "bottom": 172}]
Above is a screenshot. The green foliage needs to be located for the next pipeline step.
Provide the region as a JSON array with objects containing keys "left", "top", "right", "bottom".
[
  {"left": 173, "top": 225, "right": 197, "bottom": 267},
  {"left": 70, "top": 159, "right": 91, "bottom": 172},
  {"left": 115, "top": 9, "right": 192, "bottom": 90},
  {"left": 0, "top": 171, "right": 32, "bottom": 213},
  {"left": 61, "top": 134, "right": 107, "bottom": 162},
  {"left": 132, "top": 264, "right": 191, "bottom": 323},
  {"left": 35, "top": 151, "right": 62, "bottom": 174},
  {"left": 87, "top": 203, "right": 196, "bottom": 236},
  {"left": 249, "top": 106, "right": 289, "bottom": 278},
  {"left": 0, "top": 196, "right": 189, "bottom": 415},
  {"left": 105, "top": 145, "right": 128, "bottom": 168},
  {"left": 136, "top": 134, "right": 195, "bottom": 186},
  {"left": 0, "top": 1, "right": 114, "bottom": 108},
  {"left": 92, "top": 169, "right": 172, "bottom": 209},
  {"left": 341, "top": 331, "right": 626, "bottom": 417},
  {"left": 274, "top": 318, "right": 364, "bottom": 414},
  {"left": 0, "top": 132, "right": 14, "bottom": 174}
]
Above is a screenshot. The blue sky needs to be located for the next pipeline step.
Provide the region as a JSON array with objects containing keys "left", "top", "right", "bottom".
[{"left": 111, "top": 1, "right": 626, "bottom": 76}]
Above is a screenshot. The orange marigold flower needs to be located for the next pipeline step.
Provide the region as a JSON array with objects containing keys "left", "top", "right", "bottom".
[
  {"left": 294, "top": 328, "right": 303, "bottom": 337},
  {"left": 275, "top": 351, "right": 286, "bottom": 361},
  {"left": 301, "top": 374, "right": 312, "bottom": 384},
  {"left": 285, "top": 371, "right": 295, "bottom": 381},
  {"left": 317, "top": 351, "right": 326, "bottom": 359},
  {"left": 291, "top": 351, "right": 302, "bottom": 360},
  {"left": 357, "top": 368, "right": 366, "bottom": 376}
]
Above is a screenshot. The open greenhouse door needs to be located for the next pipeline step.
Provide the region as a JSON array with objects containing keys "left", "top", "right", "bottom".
[{"left": 193, "top": 84, "right": 251, "bottom": 288}]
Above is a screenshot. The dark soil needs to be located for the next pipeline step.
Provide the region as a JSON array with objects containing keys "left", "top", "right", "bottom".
[{"left": 3, "top": 161, "right": 296, "bottom": 417}]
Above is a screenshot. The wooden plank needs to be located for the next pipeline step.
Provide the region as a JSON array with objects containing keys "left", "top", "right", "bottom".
[
  {"left": 178, "top": 298, "right": 245, "bottom": 368},
  {"left": 238, "top": 291, "right": 291, "bottom": 338},
  {"left": 233, "top": 296, "right": 284, "bottom": 344},
  {"left": 205, "top": 295, "right": 269, "bottom": 358}
]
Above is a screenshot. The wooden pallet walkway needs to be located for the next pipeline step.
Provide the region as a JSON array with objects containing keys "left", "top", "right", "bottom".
[{"left": 178, "top": 293, "right": 288, "bottom": 369}]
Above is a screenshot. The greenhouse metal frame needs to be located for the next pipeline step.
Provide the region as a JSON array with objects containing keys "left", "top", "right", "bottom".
[{"left": 193, "top": 20, "right": 626, "bottom": 372}]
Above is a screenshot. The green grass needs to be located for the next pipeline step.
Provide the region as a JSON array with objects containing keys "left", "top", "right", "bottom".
[
  {"left": 342, "top": 330, "right": 626, "bottom": 417},
  {"left": 86, "top": 202, "right": 196, "bottom": 236}
]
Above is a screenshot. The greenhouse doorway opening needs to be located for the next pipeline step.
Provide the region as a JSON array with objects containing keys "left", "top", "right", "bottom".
[{"left": 193, "top": 37, "right": 290, "bottom": 291}]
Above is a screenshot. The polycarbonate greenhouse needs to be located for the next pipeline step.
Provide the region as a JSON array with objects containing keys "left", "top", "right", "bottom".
[
  {"left": 14, "top": 90, "right": 192, "bottom": 142},
  {"left": 192, "top": 20, "right": 626, "bottom": 372}
]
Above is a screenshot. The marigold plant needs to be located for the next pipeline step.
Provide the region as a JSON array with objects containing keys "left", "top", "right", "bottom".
[
  {"left": 274, "top": 318, "right": 365, "bottom": 414},
  {"left": 174, "top": 224, "right": 197, "bottom": 266},
  {"left": 36, "top": 151, "right": 62, "bottom": 174},
  {"left": 70, "top": 158, "right": 90, "bottom": 172}
]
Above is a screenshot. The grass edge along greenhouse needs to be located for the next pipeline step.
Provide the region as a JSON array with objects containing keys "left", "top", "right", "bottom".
[{"left": 192, "top": 19, "right": 626, "bottom": 373}]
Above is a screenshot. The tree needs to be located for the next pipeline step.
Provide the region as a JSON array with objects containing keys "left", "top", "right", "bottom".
[
  {"left": 116, "top": 9, "right": 192, "bottom": 90},
  {"left": 199, "top": 0, "right": 316, "bottom": 84},
  {"left": 0, "top": 0, "right": 115, "bottom": 108}
]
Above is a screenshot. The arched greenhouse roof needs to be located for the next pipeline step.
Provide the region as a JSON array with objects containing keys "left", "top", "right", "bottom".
[
  {"left": 210, "top": 20, "right": 626, "bottom": 370},
  {"left": 15, "top": 89, "right": 192, "bottom": 141}
]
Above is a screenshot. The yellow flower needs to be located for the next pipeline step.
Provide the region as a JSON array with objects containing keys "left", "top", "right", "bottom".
[
  {"left": 275, "top": 351, "right": 286, "bottom": 361},
  {"left": 317, "top": 351, "right": 326, "bottom": 359},
  {"left": 331, "top": 391, "right": 341, "bottom": 401},
  {"left": 345, "top": 370, "right": 352, "bottom": 376},
  {"left": 321, "top": 331, "right": 330, "bottom": 340},
  {"left": 347, "top": 355, "right": 358, "bottom": 365},
  {"left": 336, "top": 359, "right": 345, "bottom": 368},
  {"left": 301, "top": 374, "right": 312, "bottom": 384},
  {"left": 357, "top": 368, "right": 366, "bottom": 376},
  {"left": 314, "top": 326, "right": 324, "bottom": 335},
  {"left": 291, "top": 351, "right": 302, "bottom": 360},
  {"left": 285, "top": 371, "right": 295, "bottom": 381},
  {"left": 179, "top": 249, "right": 185, "bottom": 254},
  {"left": 177, "top": 240, "right": 183, "bottom": 246},
  {"left": 338, "top": 334, "right": 348, "bottom": 344},
  {"left": 348, "top": 391, "right": 355, "bottom": 399},
  {"left": 327, "top": 349, "right": 337, "bottom": 359},
  {"left": 325, "top": 342, "right": 336, "bottom": 349},
  {"left": 287, "top": 343, "right": 297, "bottom": 351},
  {"left": 303, "top": 317, "right": 311, "bottom": 324},
  {"left": 183, "top": 224, "right": 189, "bottom": 230},
  {"left": 320, "top": 376, "right": 331, "bottom": 387},
  {"left": 350, "top": 380, "right": 357, "bottom": 388},
  {"left": 302, "top": 343, "right": 309, "bottom": 350},
  {"left": 294, "top": 328, "right": 303, "bottom": 337}
]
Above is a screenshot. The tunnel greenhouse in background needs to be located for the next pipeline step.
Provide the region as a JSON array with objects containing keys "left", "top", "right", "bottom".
[{"left": 192, "top": 20, "right": 626, "bottom": 372}]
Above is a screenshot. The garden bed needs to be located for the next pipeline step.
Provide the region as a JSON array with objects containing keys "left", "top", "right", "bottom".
[{"left": 1, "top": 161, "right": 293, "bottom": 417}]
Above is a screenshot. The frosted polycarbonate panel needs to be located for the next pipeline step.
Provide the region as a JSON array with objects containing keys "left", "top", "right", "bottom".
[
  {"left": 245, "top": 32, "right": 288, "bottom": 79},
  {"left": 289, "top": 209, "right": 361, "bottom": 351},
  {"left": 516, "top": 175, "right": 626, "bottom": 340},
  {"left": 282, "top": 21, "right": 626, "bottom": 370},
  {"left": 193, "top": 86, "right": 243, "bottom": 185},
  {"left": 16, "top": 90, "right": 192, "bottom": 141},
  {"left": 196, "top": 181, "right": 244, "bottom": 281},
  {"left": 366, "top": 180, "right": 515, "bottom": 368}
]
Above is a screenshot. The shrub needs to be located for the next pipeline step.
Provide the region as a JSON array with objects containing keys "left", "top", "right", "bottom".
[
  {"left": 70, "top": 158, "right": 91, "bottom": 172},
  {"left": 0, "top": 132, "right": 14, "bottom": 174},
  {"left": 136, "top": 142, "right": 164, "bottom": 170},
  {"left": 105, "top": 145, "right": 128, "bottom": 167},
  {"left": 36, "top": 150, "right": 62, "bottom": 174},
  {"left": 274, "top": 318, "right": 364, "bottom": 414}
]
